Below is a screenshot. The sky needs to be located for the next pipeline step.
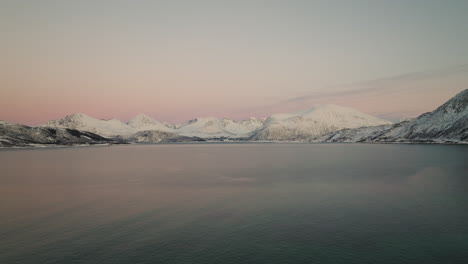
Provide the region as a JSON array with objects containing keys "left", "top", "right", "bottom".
[{"left": 1, "top": 0, "right": 468, "bottom": 124}]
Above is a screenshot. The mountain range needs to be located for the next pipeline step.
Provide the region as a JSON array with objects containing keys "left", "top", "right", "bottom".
[
  {"left": 1, "top": 89, "right": 467, "bottom": 147},
  {"left": 43, "top": 113, "right": 266, "bottom": 139}
]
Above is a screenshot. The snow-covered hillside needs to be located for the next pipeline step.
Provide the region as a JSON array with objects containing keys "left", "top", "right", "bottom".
[
  {"left": 177, "top": 117, "right": 264, "bottom": 138},
  {"left": 250, "top": 104, "right": 391, "bottom": 141},
  {"left": 321, "top": 89, "right": 468, "bottom": 143},
  {"left": 45, "top": 113, "right": 136, "bottom": 137}
]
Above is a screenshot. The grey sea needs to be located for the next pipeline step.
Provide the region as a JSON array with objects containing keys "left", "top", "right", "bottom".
[{"left": 0, "top": 144, "right": 467, "bottom": 264}]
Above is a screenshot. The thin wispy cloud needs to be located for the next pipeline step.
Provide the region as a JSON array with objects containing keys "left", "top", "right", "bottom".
[
  {"left": 282, "top": 64, "right": 468, "bottom": 105},
  {"left": 235, "top": 64, "right": 468, "bottom": 121},
  {"left": 3, "top": 0, "right": 468, "bottom": 124}
]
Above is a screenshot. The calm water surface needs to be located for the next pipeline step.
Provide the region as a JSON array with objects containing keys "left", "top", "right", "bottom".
[{"left": 0, "top": 144, "right": 467, "bottom": 264}]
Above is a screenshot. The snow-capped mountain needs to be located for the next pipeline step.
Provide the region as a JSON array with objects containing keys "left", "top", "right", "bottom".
[
  {"left": 177, "top": 117, "right": 265, "bottom": 139},
  {"left": 45, "top": 113, "right": 136, "bottom": 137},
  {"left": 127, "top": 114, "right": 174, "bottom": 132},
  {"left": 250, "top": 104, "right": 391, "bottom": 141},
  {"left": 0, "top": 121, "right": 114, "bottom": 147},
  {"left": 321, "top": 89, "right": 468, "bottom": 143}
]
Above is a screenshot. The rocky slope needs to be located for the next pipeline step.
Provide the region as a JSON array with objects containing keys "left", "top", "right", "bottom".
[{"left": 0, "top": 121, "right": 115, "bottom": 147}]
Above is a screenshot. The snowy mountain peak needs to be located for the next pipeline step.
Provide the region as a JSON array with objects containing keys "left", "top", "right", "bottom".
[
  {"left": 434, "top": 89, "right": 467, "bottom": 114},
  {"left": 69, "top": 112, "right": 88, "bottom": 117},
  {"left": 45, "top": 113, "right": 135, "bottom": 137},
  {"left": 178, "top": 117, "right": 264, "bottom": 138},
  {"left": 128, "top": 114, "right": 157, "bottom": 125},
  {"left": 127, "top": 114, "right": 173, "bottom": 132},
  {"left": 252, "top": 105, "right": 391, "bottom": 141},
  {"left": 266, "top": 104, "right": 390, "bottom": 126},
  {"left": 46, "top": 113, "right": 95, "bottom": 127}
]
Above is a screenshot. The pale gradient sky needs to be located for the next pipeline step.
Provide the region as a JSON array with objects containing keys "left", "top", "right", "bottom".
[{"left": 1, "top": 0, "right": 468, "bottom": 124}]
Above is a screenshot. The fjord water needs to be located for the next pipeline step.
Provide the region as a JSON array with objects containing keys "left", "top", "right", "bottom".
[{"left": 0, "top": 144, "right": 467, "bottom": 264}]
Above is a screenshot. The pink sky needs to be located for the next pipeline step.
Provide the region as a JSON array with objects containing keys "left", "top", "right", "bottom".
[
  {"left": 1, "top": 1, "right": 468, "bottom": 125},
  {"left": 2, "top": 67, "right": 466, "bottom": 125}
]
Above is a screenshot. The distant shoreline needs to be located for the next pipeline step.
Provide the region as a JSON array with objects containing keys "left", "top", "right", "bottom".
[{"left": 2, "top": 140, "right": 467, "bottom": 150}]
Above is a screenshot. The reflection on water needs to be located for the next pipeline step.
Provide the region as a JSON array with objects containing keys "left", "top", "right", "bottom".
[{"left": 0, "top": 144, "right": 467, "bottom": 264}]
